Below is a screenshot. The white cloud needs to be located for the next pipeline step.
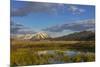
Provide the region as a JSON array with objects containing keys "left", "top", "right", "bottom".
[
  {"left": 10, "top": 21, "right": 36, "bottom": 34},
  {"left": 68, "top": 5, "right": 85, "bottom": 15},
  {"left": 43, "top": 19, "right": 95, "bottom": 32},
  {"left": 11, "top": 2, "right": 64, "bottom": 16}
]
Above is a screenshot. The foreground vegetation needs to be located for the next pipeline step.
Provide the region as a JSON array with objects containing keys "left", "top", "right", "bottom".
[
  {"left": 10, "top": 40, "right": 95, "bottom": 66},
  {"left": 11, "top": 40, "right": 95, "bottom": 52}
]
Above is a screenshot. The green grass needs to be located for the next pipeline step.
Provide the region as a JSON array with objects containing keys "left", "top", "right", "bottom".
[
  {"left": 11, "top": 50, "right": 95, "bottom": 66},
  {"left": 10, "top": 40, "right": 95, "bottom": 66},
  {"left": 11, "top": 40, "right": 95, "bottom": 52}
]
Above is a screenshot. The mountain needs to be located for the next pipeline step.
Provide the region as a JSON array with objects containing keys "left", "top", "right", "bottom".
[
  {"left": 53, "top": 31, "right": 95, "bottom": 41},
  {"left": 12, "top": 31, "right": 95, "bottom": 41},
  {"left": 15, "top": 32, "right": 50, "bottom": 40},
  {"left": 30, "top": 32, "right": 50, "bottom": 40}
]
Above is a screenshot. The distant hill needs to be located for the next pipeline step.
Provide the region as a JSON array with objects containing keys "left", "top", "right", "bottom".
[
  {"left": 52, "top": 31, "right": 95, "bottom": 41},
  {"left": 11, "top": 31, "right": 95, "bottom": 41}
]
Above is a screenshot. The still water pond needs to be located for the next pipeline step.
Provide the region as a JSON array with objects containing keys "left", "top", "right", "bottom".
[{"left": 36, "top": 50, "right": 94, "bottom": 64}]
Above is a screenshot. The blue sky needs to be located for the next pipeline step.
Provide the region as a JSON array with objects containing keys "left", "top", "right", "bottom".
[{"left": 11, "top": 0, "right": 95, "bottom": 37}]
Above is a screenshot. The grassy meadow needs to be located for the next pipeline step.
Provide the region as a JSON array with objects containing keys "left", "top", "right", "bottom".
[{"left": 10, "top": 40, "right": 95, "bottom": 66}]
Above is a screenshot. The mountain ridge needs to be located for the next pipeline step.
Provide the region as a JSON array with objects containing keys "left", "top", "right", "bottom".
[
  {"left": 52, "top": 31, "right": 95, "bottom": 41},
  {"left": 11, "top": 31, "right": 95, "bottom": 41}
]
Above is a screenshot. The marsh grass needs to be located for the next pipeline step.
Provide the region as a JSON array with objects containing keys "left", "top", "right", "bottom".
[
  {"left": 10, "top": 40, "right": 95, "bottom": 66},
  {"left": 11, "top": 41, "right": 95, "bottom": 52}
]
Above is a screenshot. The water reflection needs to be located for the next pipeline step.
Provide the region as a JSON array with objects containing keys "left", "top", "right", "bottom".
[
  {"left": 37, "top": 50, "right": 94, "bottom": 56},
  {"left": 36, "top": 50, "right": 94, "bottom": 63}
]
